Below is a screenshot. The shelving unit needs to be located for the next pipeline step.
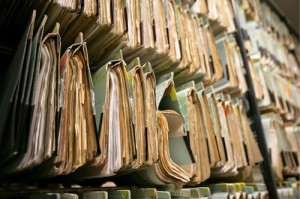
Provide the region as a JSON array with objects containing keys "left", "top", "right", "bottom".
[{"left": 0, "top": 0, "right": 298, "bottom": 198}]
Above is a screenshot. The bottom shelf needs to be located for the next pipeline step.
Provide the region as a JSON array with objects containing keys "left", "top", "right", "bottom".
[{"left": 0, "top": 182, "right": 272, "bottom": 199}]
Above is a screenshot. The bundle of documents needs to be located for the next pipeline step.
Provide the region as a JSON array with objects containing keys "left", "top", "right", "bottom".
[
  {"left": 78, "top": 59, "right": 136, "bottom": 177},
  {"left": 174, "top": 17, "right": 223, "bottom": 86},
  {"left": 191, "top": 0, "right": 208, "bottom": 16},
  {"left": 241, "top": 0, "right": 262, "bottom": 23},
  {"left": 0, "top": 11, "right": 99, "bottom": 177},
  {"left": 285, "top": 125, "right": 300, "bottom": 156},
  {"left": 248, "top": 58, "right": 264, "bottom": 101},
  {"left": 262, "top": 113, "right": 300, "bottom": 181},
  {"left": 206, "top": 0, "right": 236, "bottom": 34},
  {"left": 211, "top": 95, "right": 263, "bottom": 179},
  {"left": 156, "top": 75, "right": 261, "bottom": 183},
  {"left": 176, "top": 81, "right": 211, "bottom": 184},
  {"left": 41, "top": 0, "right": 127, "bottom": 64},
  {"left": 95, "top": 0, "right": 180, "bottom": 72},
  {"left": 127, "top": 72, "right": 194, "bottom": 187},
  {"left": 196, "top": 83, "right": 221, "bottom": 169},
  {"left": 67, "top": 60, "right": 193, "bottom": 188},
  {"left": 213, "top": 34, "right": 248, "bottom": 96},
  {"left": 137, "top": 110, "right": 191, "bottom": 187}
]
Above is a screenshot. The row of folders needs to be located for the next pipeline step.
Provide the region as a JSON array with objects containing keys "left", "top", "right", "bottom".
[
  {"left": 0, "top": 0, "right": 238, "bottom": 86},
  {"left": 0, "top": 11, "right": 263, "bottom": 186}
]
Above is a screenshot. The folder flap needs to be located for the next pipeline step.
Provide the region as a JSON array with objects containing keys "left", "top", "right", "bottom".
[
  {"left": 155, "top": 72, "right": 174, "bottom": 106},
  {"left": 162, "top": 110, "right": 195, "bottom": 165},
  {"left": 205, "top": 86, "right": 214, "bottom": 95},
  {"left": 176, "top": 81, "right": 196, "bottom": 91},
  {"left": 157, "top": 79, "right": 182, "bottom": 114},
  {"left": 92, "top": 63, "right": 109, "bottom": 131},
  {"left": 74, "top": 32, "right": 84, "bottom": 44},
  {"left": 111, "top": 49, "right": 124, "bottom": 61},
  {"left": 127, "top": 57, "right": 141, "bottom": 71},
  {"left": 195, "top": 81, "right": 204, "bottom": 91}
]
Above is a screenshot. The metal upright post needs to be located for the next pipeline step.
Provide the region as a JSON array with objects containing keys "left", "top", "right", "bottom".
[{"left": 230, "top": 0, "right": 279, "bottom": 198}]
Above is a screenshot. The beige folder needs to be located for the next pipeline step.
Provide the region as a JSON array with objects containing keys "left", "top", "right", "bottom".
[
  {"left": 214, "top": 95, "right": 237, "bottom": 176},
  {"left": 202, "top": 21, "right": 223, "bottom": 85},
  {"left": 119, "top": 58, "right": 147, "bottom": 170},
  {"left": 140, "top": 0, "right": 155, "bottom": 50},
  {"left": 156, "top": 111, "right": 192, "bottom": 186},
  {"left": 196, "top": 82, "right": 221, "bottom": 168},
  {"left": 162, "top": 110, "right": 195, "bottom": 180},
  {"left": 175, "top": 6, "right": 191, "bottom": 71},
  {"left": 238, "top": 103, "right": 263, "bottom": 165},
  {"left": 128, "top": 72, "right": 194, "bottom": 187},
  {"left": 75, "top": 59, "right": 135, "bottom": 177},
  {"left": 229, "top": 38, "right": 248, "bottom": 96},
  {"left": 206, "top": 87, "right": 227, "bottom": 168},
  {"left": 261, "top": 114, "right": 284, "bottom": 181},
  {"left": 142, "top": 62, "right": 159, "bottom": 165},
  {"left": 164, "top": 0, "right": 181, "bottom": 62},
  {"left": 213, "top": 35, "right": 239, "bottom": 94},
  {"left": 128, "top": 111, "right": 191, "bottom": 188},
  {"left": 225, "top": 100, "right": 248, "bottom": 169},
  {"left": 248, "top": 58, "right": 264, "bottom": 100},
  {"left": 18, "top": 20, "right": 61, "bottom": 171},
  {"left": 153, "top": 0, "right": 169, "bottom": 54},
  {"left": 52, "top": 33, "right": 98, "bottom": 175},
  {"left": 176, "top": 81, "right": 211, "bottom": 184},
  {"left": 29, "top": 32, "right": 99, "bottom": 177}
]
